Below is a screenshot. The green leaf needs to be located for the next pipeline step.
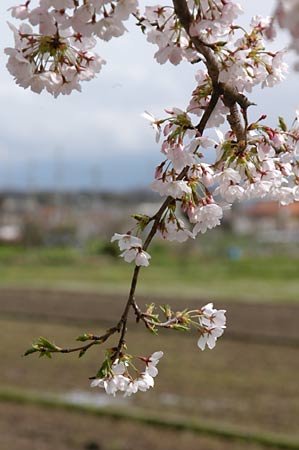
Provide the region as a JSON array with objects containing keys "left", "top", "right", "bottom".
[
  {"left": 79, "top": 348, "right": 87, "bottom": 358},
  {"left": 23, "top": 347, "right": 38, "bottom": 357},
  {"left": 146, "top": 314, "right": 160, "bottom": 323},
  {"left": 145, "top": 322, "right": 158, "bottom": 335},
  {"left": 215, "top": 40, "right": 227, "bottom": 47},
  {"left": 36, "top": 337, "right": 57, "bottom": 351},
  {"left": 39, "top": 351, "right": 52, "bottom": 359},
  {"left": 95, "top": 359, "right": 110, "bottom": 378},
  {"left": 172, "top": 324, "right": 190, "bottom": 332},
  {"left": 148, "top": 327, "right": 158, "bottom": 335}
]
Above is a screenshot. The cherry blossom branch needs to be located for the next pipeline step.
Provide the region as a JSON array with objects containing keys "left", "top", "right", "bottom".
[
  {"left": 60, "top": 330, "right": 116, "bottom": 354},
  {"left": 24, "top": 325, "right": 121, "bottom": 358},
  {"left": 15, "top": 0, "right": 297, "bottom": 399}
]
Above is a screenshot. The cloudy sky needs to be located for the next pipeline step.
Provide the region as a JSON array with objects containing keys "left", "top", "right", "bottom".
[{"left": 0, "top": 0, "right": 299, "bottom": 191}]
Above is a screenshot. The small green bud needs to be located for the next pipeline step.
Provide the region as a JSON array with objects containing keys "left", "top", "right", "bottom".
[
  {"left": 160, "top": 304, "right": 172, "bottom": 320},
  {"left": 145, "top": 303, "right": 156, "bottom": 315},
  {"left": 131, "top": 214, "right": 150, "bottom": 231},
  {"left": 76, "top": 333, "right": 93, "bottom": 342},
  {"left": 278, "top": 116, "right": 287, "bottom": 132}
]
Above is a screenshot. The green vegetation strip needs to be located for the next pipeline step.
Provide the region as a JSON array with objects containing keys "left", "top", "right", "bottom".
[{"left": 1, "top": 388, "right": 299, "bottom": 450}]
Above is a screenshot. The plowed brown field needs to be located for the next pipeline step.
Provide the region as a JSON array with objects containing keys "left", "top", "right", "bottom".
[{"left": 1, "top": 288, "right": 299, "bottom": 450}]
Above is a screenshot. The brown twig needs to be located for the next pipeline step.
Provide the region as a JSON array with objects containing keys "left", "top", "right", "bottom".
[
  {"left": 196, "top": 89, "right": 221, "bottom": 135},
  {"left": 36, "top": 326, "right": 121, "bottom": 355},
  {"left": 140, "top": 315, "right": 186, "bottom": 328}
]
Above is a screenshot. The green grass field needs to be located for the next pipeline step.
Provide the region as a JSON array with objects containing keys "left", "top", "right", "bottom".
[{"left": 0, "top": 238, "right": 298, "bottom": 302}]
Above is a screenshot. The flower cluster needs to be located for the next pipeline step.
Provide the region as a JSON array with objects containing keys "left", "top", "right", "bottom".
[
  {"left": 137, "top": 89, "right": 299, "bottom": 255},
  {"left": 130, "top": 301, "right": 227, "bottom": 350},
  {"left": 143, "top": 106, "right": 226, "bottom": 244},
  {"left": 6, "top": 0, "right": 137, "bottom": 95},
  {"left": 136, "top": 5, "right": 196, "bottom": 65},
  {"left": 111, "top": 233, "right": 151, "bottom": 266},
  {"left": 90, "top": 303, "right": 227, "bottom": 396},
  {"left": 213, "top": 118, "right": 299, "bottom": 206},
  {"left": 114, "top": 105, "right": 299, "bottom": 267},
  {"left": 91, "top": 351, "right": 163, "bottom": 396},
  {"left": 138, "top": 1, "right": 288, "bottom": 92},
  {"left": 216, "top": 17, "right": 288, "bottom": 92},
  {"left": 197, "top": 303, "right": 226, "bottom": 350}
]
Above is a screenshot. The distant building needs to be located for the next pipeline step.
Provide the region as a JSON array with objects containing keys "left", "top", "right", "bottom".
[
  {"left": 231, "top": 201, "right": 299, "bottom": 242},
  {"left": 0, "top": 224, "right": 22, "bottom": 243},
  {"left": 0, "top": 190, "right": 159, "bottom": 245}
]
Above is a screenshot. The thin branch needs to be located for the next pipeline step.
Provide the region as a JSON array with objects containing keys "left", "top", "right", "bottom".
[
  {"left": 226, "top": 103, "right": 246, "bottom": 141},
  {"left": 140, "top": 315, "right": 185, "bottom": 329},
  {"left": 59, "top": 341, "right": 98, "bottom": 354},
  {"left": 196, "top": 89, "right": 221, "bottom": 135},
  {"left": 37, "top": 326, "right": 121, "bottom": 355},
  {"left": 114, "top": 265, "right": 141, "bottom": 358}
]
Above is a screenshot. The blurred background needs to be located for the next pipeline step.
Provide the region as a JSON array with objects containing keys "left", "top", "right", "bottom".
[
  {"left": 1, "top": 191, "right": 299, "bottom": 450},
  {"left": 1, "top": 0, "right": 299, "bottom": 449}
]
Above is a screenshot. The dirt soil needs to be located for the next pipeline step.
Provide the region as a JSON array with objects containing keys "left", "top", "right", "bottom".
[
  {"left": 0, "top": 402, "right": 282, "bottom": 450},
  {"left": 1, "top": 287, "right": 299, "bottom": 448},
  {"left": 0, "top": 287, "right": 299, "bottom": 341}
]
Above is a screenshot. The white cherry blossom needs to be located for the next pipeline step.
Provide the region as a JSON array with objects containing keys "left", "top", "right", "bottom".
[
  {"left": 111, "top": 233, "right": 142, "bottom": 250},
  {"left": 197, "top": 327, "right": 224, "bottom": 351},
  {"left": 151, "top": 179, "right": 192, "bottom": 198},
  {"left": 120, "top": 247, "right": 151, "bottom": 266},
  {"left": 162, "top": 217, "right": 194, "bottom": 243},
  {"left": 91, "top": 351, "right": 163, "bottom": 396},
  {"left": 200, "top": 303, "right": 227, "bottom": 328},
  {"left": 197, "top": 303, "right": 226, "bottom": 350},
  {"left": 162, "top": 142, "right": 195, "bottom": 171},
  {"left": 5, "top": 0, "right": 137, "bottom": 95},
  {"left": 191, "top": 204, "right": 223, "bottom": 235},
  {"left": 142, "top": 111, "right": 161, "bottom": 143},
  {"left": 143, "top": 351, "right": 164, "bottom": 377}
]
